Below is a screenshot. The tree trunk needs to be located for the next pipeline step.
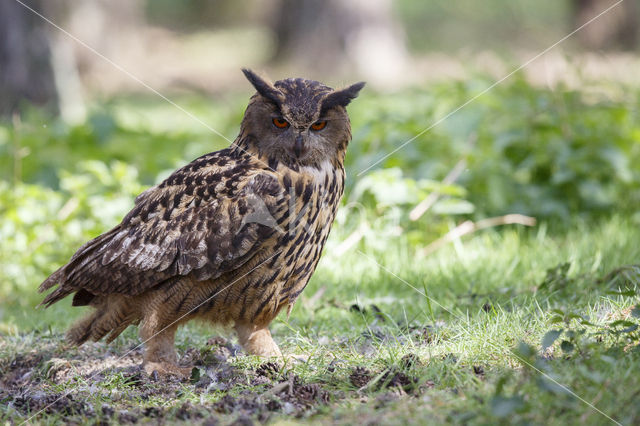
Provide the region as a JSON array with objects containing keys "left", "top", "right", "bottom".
[
  {"left": 271, "top": 0, "right": 407, "bottom": 86},
  {"left": 0, "top": 0, "right": 58, "bottom": 117},
  {"left": 572, "top": 0, "right": 638, "bottom": 50}
]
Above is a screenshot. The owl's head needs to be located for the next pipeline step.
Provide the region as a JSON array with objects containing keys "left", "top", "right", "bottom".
[{"left": 238, "top": 69, "right": 365, "bottom": 169}]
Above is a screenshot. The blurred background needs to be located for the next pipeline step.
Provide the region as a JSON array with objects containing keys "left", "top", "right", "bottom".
[
  {"left": 0, "top": 0, "right": 639, "bottom": 312},
  {"left": 3, "top": 0, "right": 640, "bottom": 115}
]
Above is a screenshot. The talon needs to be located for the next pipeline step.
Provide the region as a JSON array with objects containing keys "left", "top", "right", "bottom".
[{"left": 144, "top": 361, "right": 191, "bottom": 380}]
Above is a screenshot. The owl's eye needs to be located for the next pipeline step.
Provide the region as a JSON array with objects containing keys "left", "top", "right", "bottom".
[
  {"left": 310, "top": 121, "right": 327, "bottom": 131},
  {"left": 272, "top": 117, "right": 290, "bottom": 129}
]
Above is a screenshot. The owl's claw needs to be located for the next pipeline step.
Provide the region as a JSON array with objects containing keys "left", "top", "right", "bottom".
[
  {"left": 283, "top": 353, "right": 309, "bottom": 363},
  {"left": 143, "top": 361, "right": 191, "bottom": 379}
]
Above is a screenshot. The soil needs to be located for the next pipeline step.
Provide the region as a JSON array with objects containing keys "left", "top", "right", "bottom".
[{"left": 0, "top": 336, "right": 430, "bottom": 424}]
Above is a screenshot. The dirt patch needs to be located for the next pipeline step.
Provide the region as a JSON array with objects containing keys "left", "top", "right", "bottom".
[
  {"left": 0, "top": 349, "right": 48, "bottom": 390},
  {"left": 1, "top": 335, "right": 435, "bottom": 423},
  {"left": 8, "top": 391, "right": 90, "bottom": 417},
  {"left": 349, "top": 361, "right": 425, "bottom": 395}
]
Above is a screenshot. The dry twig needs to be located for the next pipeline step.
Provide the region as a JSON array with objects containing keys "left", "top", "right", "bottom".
[{"left": 420, "top": 214, "right": 537, "bottom": 256}]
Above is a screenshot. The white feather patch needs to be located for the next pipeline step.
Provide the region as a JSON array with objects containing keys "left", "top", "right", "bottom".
[{"left": 299, "top": 160, "right": 333, "bottom": 183}]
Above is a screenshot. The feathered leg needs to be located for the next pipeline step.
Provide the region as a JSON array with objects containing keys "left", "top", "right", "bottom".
[
  {"left": 66, "top": 295, "right": 137, "bottom": 345},
  {"left": 235, "top": 323, "right": 282, "bottom": 357},
  {"left": 139, "top": 320, "right": 190, "bottom": 378}
]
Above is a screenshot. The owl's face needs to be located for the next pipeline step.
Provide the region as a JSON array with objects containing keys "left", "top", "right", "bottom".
[{"left": 239, "top": 69, "right": 365, "bottom": 168}]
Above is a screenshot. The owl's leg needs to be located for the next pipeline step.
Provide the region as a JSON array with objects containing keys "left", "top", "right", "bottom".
[
  {"left": 139, "top": 322, "right": 190, "bottom": 378},
  {"left": 235, "top": 323, "right": 282, "bottom": 357}
]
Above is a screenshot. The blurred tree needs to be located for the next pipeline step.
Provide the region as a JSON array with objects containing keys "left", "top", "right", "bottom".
[
  {"left": 65, "top": 0, "right": 145, "bottom": 97},
  {"left": 0, "top": 0, "right": 58, "bottom": 117},
  {"left": 0, "top": 0, "right": 151, "bottom": 120},
  {"left": 272, "top": 0, "right": 408, "bottom": 86},
  {"left": 572, "top": 0, "right": 638, "bottom": 50}
]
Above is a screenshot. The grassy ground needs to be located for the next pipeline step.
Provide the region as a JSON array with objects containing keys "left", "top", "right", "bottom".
[
  {"left": 1, "top": 76, "right": 639, "bottom": 424},
  {"left": 1, "top": 215, "right": 639, "bottom": 425}
]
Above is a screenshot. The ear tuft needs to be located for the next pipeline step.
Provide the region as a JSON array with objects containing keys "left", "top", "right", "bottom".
[
  {"left": 321, "top": 81, "right": 366, "bottom": 113},
  {"left": 242, "top": 68, "right": 284, "bottom": 108}
]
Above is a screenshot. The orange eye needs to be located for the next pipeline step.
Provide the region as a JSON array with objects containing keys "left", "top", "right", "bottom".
[
  {"left": 272, "top": 117, "right": 289, "bottom": 128},
  {"left": 311, "top": 121, "right": 327, "bottom": 131}
]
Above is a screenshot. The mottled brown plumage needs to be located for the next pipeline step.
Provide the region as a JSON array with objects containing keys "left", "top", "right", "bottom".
[{"left": 39, "top": 69, "right": 364, "bottom": 376}]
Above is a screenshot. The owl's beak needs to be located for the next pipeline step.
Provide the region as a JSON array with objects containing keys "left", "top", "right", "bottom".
[{"left": 293, "top": 134, "right": 305, "bottom": 158}]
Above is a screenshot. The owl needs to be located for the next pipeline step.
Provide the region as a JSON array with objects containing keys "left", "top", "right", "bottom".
[{"left": 39, "top": 69, "right": 365, "bottom": 376}]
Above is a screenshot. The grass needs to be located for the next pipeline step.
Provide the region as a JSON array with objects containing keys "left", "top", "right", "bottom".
[
  {"left": 1, "top": 75, "right": 639, "bottom": 424},
  {"left": 1, "top": 214, "right": 639, "bottom": 425}
]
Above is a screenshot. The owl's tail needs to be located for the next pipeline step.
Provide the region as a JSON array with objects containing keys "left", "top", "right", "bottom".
[{"left": 66, "top": 295, "right": 139, "bottom": 345}]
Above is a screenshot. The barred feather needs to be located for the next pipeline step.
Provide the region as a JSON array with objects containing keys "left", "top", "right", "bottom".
[{"left": 38, "top": 71, "right": 363, "bottom": 362}]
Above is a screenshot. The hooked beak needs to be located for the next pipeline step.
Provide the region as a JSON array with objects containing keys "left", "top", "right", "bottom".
[{"left": 294, "top": 134, "right": 305, "bottom": 158}]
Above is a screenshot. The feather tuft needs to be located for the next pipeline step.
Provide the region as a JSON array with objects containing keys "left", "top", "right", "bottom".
[
  {"left": 242, "top": 68, "right": 284, "bottom": 108},
  {"left": 320, "top": 81, "right": 366, "bottom": 114}
]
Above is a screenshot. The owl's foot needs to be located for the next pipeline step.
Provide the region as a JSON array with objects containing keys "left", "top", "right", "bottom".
[
  {"left": 143, "top": 361, "right": 191, "bottom": 379},
  {"left": 139, "top": 323, "right": 190, "bottom": 378},
  {"left": 286, "top": 353, "right": 309, "bottom": 363},
  {"left": 235, "top": 323, "right": 282, "bottom": 358}
]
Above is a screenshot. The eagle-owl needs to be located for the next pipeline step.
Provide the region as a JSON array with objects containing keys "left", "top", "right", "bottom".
[{"left": 39, "top": 69, "right": 364, "bottom": 376}]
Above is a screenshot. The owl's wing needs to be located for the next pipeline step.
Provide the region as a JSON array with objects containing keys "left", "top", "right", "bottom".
[{"left": 39, "top": 155, "right": 286, "bottom": 307}]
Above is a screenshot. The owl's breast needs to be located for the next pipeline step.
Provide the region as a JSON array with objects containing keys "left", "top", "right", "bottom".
[
  {"left": 223, "top": 161, "right": 344, "bottom": 326},
  {"left": 274, "top": 162, "right": 344, "bottom": 296},
  {"left": 289, "top": 160, "right": 344, "bottom": 238}
]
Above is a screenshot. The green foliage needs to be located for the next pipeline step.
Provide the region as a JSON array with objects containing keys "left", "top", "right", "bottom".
[
  {"left": 348, "top": 76, "right": 640, "bottom": 220},
  {"left": 1, "top": 76, "right": 640, "bottom": 424},
  {"left": 0, "top": 161, "right": 144, "bottom": 307},
  {"left": 340, "top": 167, "right": 472, "bottom": 247},
  {"left": 542, "top": 266, "right": 640, "bottom": 355},
  {"left": 0, "top": 98, "right": 238, "bottom": 187},
  {"left": 2, "top": 76, "right": 638, "bottom": 225},
  {"left": 1, "top": 75, "right": 639, "bottom": 307}
]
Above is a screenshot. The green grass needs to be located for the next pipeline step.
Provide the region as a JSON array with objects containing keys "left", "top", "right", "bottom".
[
  {"left": 2, "top": 215, "right": 639, "bottom": 425},
  {"left": 1, "top": 75, "right": 639, "bottom": 424}
]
